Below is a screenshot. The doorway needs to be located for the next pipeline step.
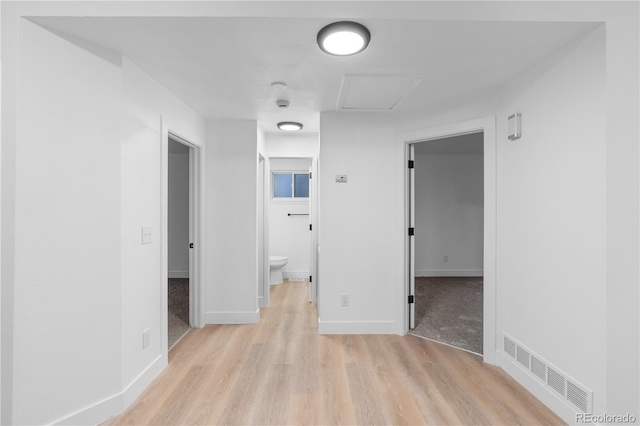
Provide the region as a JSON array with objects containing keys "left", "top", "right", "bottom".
[
  {"left": 399, "top": 116, "right": 497, "bottom": 365},
  {"left": 167, "top": 137, "right": 192, "bottom": 348},
  {"left": 410, "top": 133, "right": 484, "bottom": 355},
  {"left": 264, "top": 157, "right": 318, "bottom": 307},
  {"left": 163, "top": 130, "right": 203, "bottom": 355}
]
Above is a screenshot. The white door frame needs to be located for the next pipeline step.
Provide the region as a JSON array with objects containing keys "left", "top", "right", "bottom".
[
  {"left": 396, "top": 116, "right": 498, "bottom": 366},
  {"left": 259, "top": 154, "right": 270, "bottom": 308},
  {"left": 161, "top": 124, "right": 205, "bottom": 362}
]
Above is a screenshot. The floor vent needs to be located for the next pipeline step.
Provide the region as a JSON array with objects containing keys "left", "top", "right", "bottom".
[{"left": 503, "top": 333, "right": 592, "bottom": 413}]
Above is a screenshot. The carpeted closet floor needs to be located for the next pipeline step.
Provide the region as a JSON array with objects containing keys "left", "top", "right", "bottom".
[
  {"left": 410, "top": 276, "right": 483, "bottom": 355},
  {"left": 168, "top": 278, "right": 191, "bottom": 349}
]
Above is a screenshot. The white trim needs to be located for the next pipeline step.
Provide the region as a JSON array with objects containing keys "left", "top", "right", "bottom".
[
  {"left": 415, "top": 269, "right": 483, "bottom": 277},
  {"left": 395, "top": 115, "right": 498, "bottom": 366},
  {"left": 52, "top": 392, "right": 121, "bottom": 426},
  {"left": 500, "top": 352, "right": 580, "bottom": 425},
  {"left": 121, "top": 356, "right": 165, "bottom": 408},
  {"left": 282, "top": 270, "right": 310, "bottom": 280},
  {"left": 205, "top": 309, "right": 260, "bottom": 324},
  {"left": 53, "top": 356, "right": 165, "bottom": 426},
  {"left": 168, "top": 270, "right": 189, "bottom": 279},
  {"left": 318, "top": 319, "right": 396, "bottom": 335}
]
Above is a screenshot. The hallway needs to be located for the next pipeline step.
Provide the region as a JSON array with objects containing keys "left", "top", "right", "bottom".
[{"left": 104, "top": 279, "right": 563, "bottom": 425}]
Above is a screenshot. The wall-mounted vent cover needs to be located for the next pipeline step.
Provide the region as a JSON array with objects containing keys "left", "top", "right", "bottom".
[
  {"left": 530, "top": 355, "right": 547, "bottom": 382},
  {"left": 503, "top": 333, "right": 593, "bottom": 413},
  {"left": 567, "top": 381, "right": 590, "bottom": 412},
  {"left": 336, "top": 74, "right": 424, "bottom": 111},
  {"left": 547, "top": 367, "right": 566, "bottom": 396},
  {"left": 504, "top": 336, "right": 516, "bottom": 358},
  {"left": 516, "top": 346, "right": 530, "bottom": 369}
]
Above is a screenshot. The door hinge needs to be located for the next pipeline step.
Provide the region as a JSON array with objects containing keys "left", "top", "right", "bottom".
[
  {"left": 309, "top": 275, "right": 312, "bottom": 283},
  {"left": 408, "top": 227, "right": 415, "bottom": 236},
  {"left": 309, "top": 224, "right": 312, "bottom": 231},
  {"left": 408, "top": 160, "right": 415, "bottom": 169},
  {"left": 408, "top": 295, "right": 414, "bottom": 304},
  {"left": 309, "top": 172, "right": 312, "bottom": 179},
  {"left": 189, "top": 243, "right": 194, "bottom": 248}
]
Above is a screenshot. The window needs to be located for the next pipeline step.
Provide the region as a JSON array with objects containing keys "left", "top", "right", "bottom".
[{"left": 273, "top": 172, "right": 309, "bottom": 199}]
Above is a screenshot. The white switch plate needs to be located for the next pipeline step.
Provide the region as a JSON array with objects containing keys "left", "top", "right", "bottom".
[
  {"left": 341, "top": 295, "right": 349, "bottom": 307},
  {"left": 336, "top": 175, "right": 348, "bottom": 183},
  {"left": 142, "top": 226, "right": 152, "bottom": 244}
]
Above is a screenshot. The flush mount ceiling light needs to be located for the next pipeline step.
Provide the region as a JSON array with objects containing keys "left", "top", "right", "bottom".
[
  {"left": 277, "top": 122, "right": 303, "bottom": 131},
  {"left": 317, "top": 21, "right": 371, "bottom": 56}
]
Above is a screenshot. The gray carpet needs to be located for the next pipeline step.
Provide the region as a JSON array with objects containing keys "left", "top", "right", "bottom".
[
  {"left": 168, "top": 278, "right": 191, "bottom": 349},
  {"left": 410, "top": 277, "right": 483, "bottom": 354}
]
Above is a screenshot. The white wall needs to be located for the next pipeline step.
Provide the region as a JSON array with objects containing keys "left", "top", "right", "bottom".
[
  {"left": 168, "top": 141, "right": 190, "bottom": 278},
  {"left": 415, "top": 137, "right": 484, "bottom": 277},
  {"left": 120, "top": 56, "right": 205, "bottom": 404},
  {"left": 269, "top": 158, "right": 311, "bottom": 279},
  {"left": 11, "top": 21, "right": 123, "bottom": 424},
  {"left": 1, "top": 19, "right": 207, "bottom": 424},
  {"left": 206, "top": 120, "right": 259, "bottom": 323},
  {"left": 264, "top": 132, "right": 319, "bottom": 158},
  {"left": 318, "top": 113, "right": 397, "bottom": 334}
]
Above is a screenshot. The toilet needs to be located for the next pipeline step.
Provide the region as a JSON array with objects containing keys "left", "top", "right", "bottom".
[{"left": 269, "top": 256, "right": 288, "bottom": 285}]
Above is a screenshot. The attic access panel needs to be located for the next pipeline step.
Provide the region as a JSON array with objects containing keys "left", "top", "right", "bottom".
[{"left": 337, "top": 74, "right": 424, "bottom": 111}]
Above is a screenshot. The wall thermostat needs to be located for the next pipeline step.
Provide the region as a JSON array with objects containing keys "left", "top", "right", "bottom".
[{"left": 336, "top": 175, "right": 348, "bottom": 183}]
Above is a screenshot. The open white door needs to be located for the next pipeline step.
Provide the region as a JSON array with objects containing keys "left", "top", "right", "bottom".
[
  {"left": 409, "top": 144, "right": 416, "bottom": 329},
  {"left": 309, "top": 157, "right": 318, "bottom": 306}
]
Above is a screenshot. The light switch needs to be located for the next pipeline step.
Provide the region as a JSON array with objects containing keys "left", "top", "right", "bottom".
[{"left": 142, "top": 226, "right": 152, "bottom": 244}]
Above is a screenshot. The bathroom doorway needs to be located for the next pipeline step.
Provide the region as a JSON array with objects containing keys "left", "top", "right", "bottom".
[{"left": 269, "top": 158, "right": 312, "bottom": 281}]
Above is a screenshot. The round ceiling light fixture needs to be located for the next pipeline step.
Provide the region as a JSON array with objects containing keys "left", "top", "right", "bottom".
[
  {"left": 317, "top": 21, "right": 371, "bottom": 56},
  {"left": 277, "top": 122, "right": 303, "bottom": 131}
]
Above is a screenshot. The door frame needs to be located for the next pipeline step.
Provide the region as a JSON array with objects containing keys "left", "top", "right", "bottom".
[
  {"left": 396, "top": 116, "right": 498, "bottom": 365},
  {"left": 161, "top": 124, "right": 205, "bottom": 362},
  {"left": 259, "top": 154, "right": 270, "bottom": 308}
]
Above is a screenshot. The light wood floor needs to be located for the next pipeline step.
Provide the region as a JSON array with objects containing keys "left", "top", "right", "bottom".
[{"left": 104, "top": 279, "right": 564, "bottom": 425}]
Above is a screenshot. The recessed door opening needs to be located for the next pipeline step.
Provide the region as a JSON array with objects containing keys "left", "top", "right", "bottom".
[
  {"left": 167, "top": 137, "right": 192, "bottom": 349},
  {"left": 409, "top": 133, "right": 484, "bottom": 355}
]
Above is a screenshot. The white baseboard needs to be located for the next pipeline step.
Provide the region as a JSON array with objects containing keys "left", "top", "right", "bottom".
[
  {"left": 416, "top": 269, "right": 483, "bottom": 277},
  {"left": 53, "top": 356, "right": 165, "bottom": 426},
  {"left": 205, "top": 309, "right": 260, "bottom": 324},
  {"left": 318, "top": 319, "right": 396, "bottom": 334},
  {"left": 500, "top": 352, "right": 579, "bottom": 425},
  {"left": 259, "top": 295, "right": 267, "bottom": 308},
  {"left": 121, "top": 355, "right": 165, "bottom": 408},
  {"left": 168, "top": 270, "right": 189, "bottom": 278},
  {"left": 282, "top": 270, "right": 309, "bottom": 280}
]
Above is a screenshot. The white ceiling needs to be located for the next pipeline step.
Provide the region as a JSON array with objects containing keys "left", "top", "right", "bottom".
[{"left": 31, "top": 17, "right": 597, "bottom": 133}]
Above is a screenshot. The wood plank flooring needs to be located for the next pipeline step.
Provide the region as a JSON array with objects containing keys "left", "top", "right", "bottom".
[{"left": 104, "top": 279, "right": 565, "bottom": 425}]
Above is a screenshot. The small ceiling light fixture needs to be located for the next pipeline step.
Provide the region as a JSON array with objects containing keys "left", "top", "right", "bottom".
[
  {"left": 277, "top": 122, "right": 303, "bottom": 131},
  {"left": 317, "top": 21, "right": 371, "bottom": 56}
]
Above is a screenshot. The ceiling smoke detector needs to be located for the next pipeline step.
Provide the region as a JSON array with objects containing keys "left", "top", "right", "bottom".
[{"left": 276, "top": 99, "right": 290, "bottom": 109}]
